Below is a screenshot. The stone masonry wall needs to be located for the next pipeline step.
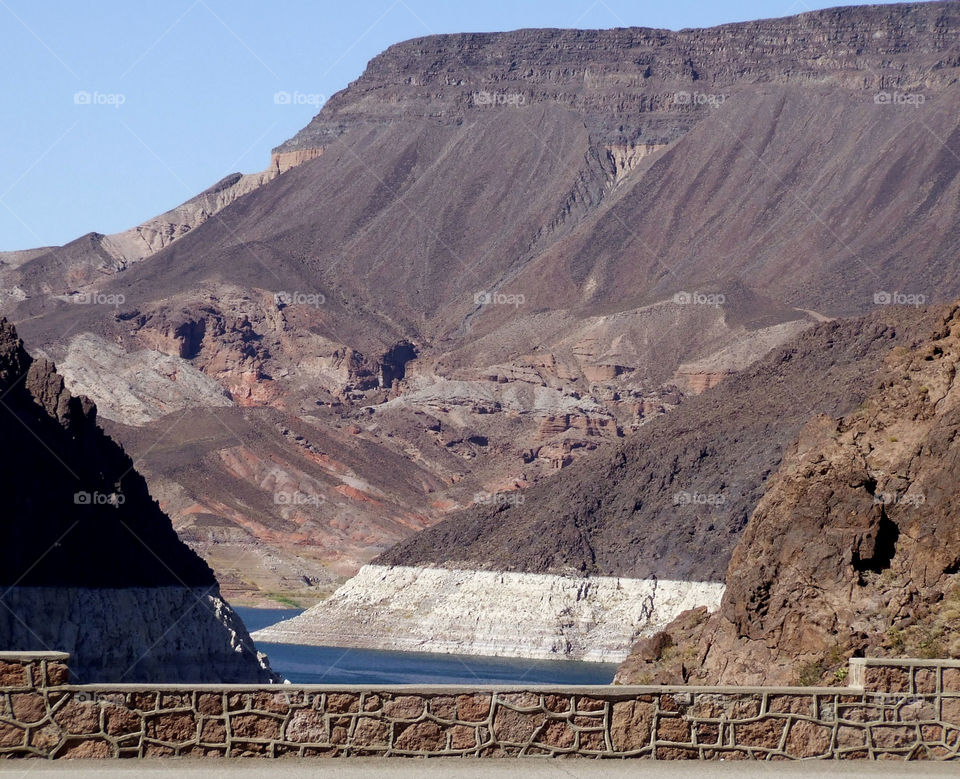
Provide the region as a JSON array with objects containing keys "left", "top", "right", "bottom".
[{"left": 2, "top": 652, "right": 959, "bottom": 760}]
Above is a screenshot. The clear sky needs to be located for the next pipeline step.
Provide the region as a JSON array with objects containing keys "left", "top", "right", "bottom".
[{"left": 0, "top": 0, "right": 908, "bottom": 251}]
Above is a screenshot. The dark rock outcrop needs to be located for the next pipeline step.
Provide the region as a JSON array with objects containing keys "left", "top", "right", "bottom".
[
  {"left": 0, "top": 319, "right": 275, "bottom": 682},
  {"left": 616, "top": 304, "right": 960, "bottom": 685}
]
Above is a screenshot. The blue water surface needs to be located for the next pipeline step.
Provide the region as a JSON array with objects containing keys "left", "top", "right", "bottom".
[{"left": 235, "top": 606, "right": 617, "bottom": 685}]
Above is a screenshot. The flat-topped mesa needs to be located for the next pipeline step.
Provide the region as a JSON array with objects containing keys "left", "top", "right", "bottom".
[
  {"left": 0, "top": 319, "right": 275, "bottom": 683},
  {"left": 276, "top": 1, "right": 960, "bottom": 154}
]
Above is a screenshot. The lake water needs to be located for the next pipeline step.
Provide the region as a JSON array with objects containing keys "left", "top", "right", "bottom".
[{"left": 235, "top": 606, "right": 618, "bottom": 685}]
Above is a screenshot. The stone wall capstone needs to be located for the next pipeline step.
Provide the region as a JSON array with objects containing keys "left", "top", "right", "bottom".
[{"left": 1, "top": 652, "right": 959, "bottom": 759}]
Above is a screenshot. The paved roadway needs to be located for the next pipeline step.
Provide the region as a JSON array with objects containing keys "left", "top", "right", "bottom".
[{"left": 0, "top": 760, "right": 957, "bottom": 777}]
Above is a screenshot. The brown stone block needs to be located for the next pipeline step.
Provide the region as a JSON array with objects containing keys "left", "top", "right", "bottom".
[
  {"left": 449, "top": 724, "right": 477, "bottom": 750},
  {"left": 200, "top": 718, "right": 226, "bottom": 743},
  {"left": 695, "top": 722, "right": 720, "bottom": 745},
  {"left": 785, "top": 720, "right": 832, "bottom": 757},
  {"left": 610, "top": 700, "right": 653, "bottom": 751},
  {"left": 729, "top": 697, "right": 761, "bottom": 718},
  {"left": 231, "top": 713, "right": 281, "bottom": 740},
  {"left": 736, "top": 717, "right": 785, "bottom": 748},
  {"left": 870, "top": 724, "right": 918, "bottom": 749},
  {"left": 576, "top": 696, "right": 606, "bottom": 713},
  {"left": 0, "top": 660, "right": 27, "bottom": 688},
  {"left": 428, "top": 695, "right": 456, "bottom": 719},
  {"left": 921, "top": 724, "right": 943, "bottom": 742},
  {"left": 326, "top": 693, "right": 360, "bottom": 714},
  {"left": 285, "top": 709, "right": 328, "bottom": 744},
  {"left": 30, "top": 722, "right": 61, "bottom": 750},
  {"left": 656, "top": 746, "right": 699, "bottom": 759},
  {"left": 865, "top": 666, "right": 910, "bottom": 693},
  {"left": 579, "top": 730, "right": 606, "bottom": 751},
  {"left": 838, "top": 749, "right": 869, "bottom": 759},
  {"left": 351, "top": 717, "right": 390, "bottom": 748},
  {"left": 689, "top": 697, "right": 723, "bottom": 719},
  {"left": 382, "top": 695, "right": 424, "bottom": 719},
  {"left": 59, "top": 738, "right": 113, "bottom": 758},
  {"left": 394, "top": 721, "right": 444, "bottom": 752},
  {"left": 143, "top": 742, "right": 176, "bottom": 757},
  {"left": 898, "top": 699, "right": 936, "bottom": 722},
  {"left": 492, "top": 707, "right": 543, "bottom": 744},
  {"left": 941, "top": 697, "right": 960, "bottom": 724},
  {"left": 657, "top": 715, "right": 691, "bottom": 743},
  {"left": 914, "top": 669, "right": 937, "bottom": 694},
  {"left": 498, "top": 692, "right": 540, "bottom": 709},
  {"left": 537, "top": 720, "right": 575, "bottom": 749},
  {"left": 480, "top": 744, "right": 522, "bottom": 756},
  {"left": 45, "top": 662, "right": 69, "bottom": 687},
  {"left": 330, "top": 725, "right": 347, "bottom": 745},
  {"left": 251, "top": 692, "right": 290, "bottom": 713},
  {"left": 303, "top": 747, "right": 339, "bottom": 757},
  {"left": 159, "top": 693, "right": 190, "bottom": 709},
  {"left": 573, "top": 715, "right": 603, "bottom": 727},
  {"left": 227, "top": 693, "right": 247, "bottom": 711},
  {"left": 131, "top": 692, "right": 157, "bottom": 711},
  {"left": 942, "top": 668, "right": 960, "bottom": 692},
  {"left": 144, "top": 712, "right": 197, "bottom": 743},
  {"left": 767, "top": 695, "right": 812, "bottom": 715},
  {"left": 544, "top": 694, "right": 572, "bottom": 714},
  {"left": 104, "top": 705, "right": 141, "bottom": 736},
  {"left": 0, "top": 721, "right": 25, "bottom": 748},
  {"left": 837, "top": 724, "right": 867, "bottom": 748},
  {"left": 658, "top": 694, "right": 679, "bottom": 713},
  {"left": 456, "top": 694, "right": 491, "bottom": 722},
  {"left": 840, "top": 704, "right": 883, "bottom": 723},
  {"left": 704, "top": 748, "right": 749, "bottom": 760},
  {"left": 197, "top": 693, "right": 223, "bottom": 716},
  {"left": 230, "top": 742, "right": 269, "bottom": 757},
  {"left": 11, "top": 693, "right": 46, "bottom": 723},
  {"left": 54, "top": 701, "right": 100, "bottom": 735},
  {"left": 362, "top": 694, "right": 382, "bottom": 712}
]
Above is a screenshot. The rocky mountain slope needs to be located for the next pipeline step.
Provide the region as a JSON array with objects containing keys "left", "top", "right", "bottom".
[
  {"left": 379, "top": 305, "right": 943, "bottom": 580},
  {"left": 3, "top": 2, "right": 960, "bottom": 604},
  {"left": 0, "top": 319, "right": 275, "bottom": 682},
  {"left": 615, "top": 304, "right": 960, "bottom": 685}
]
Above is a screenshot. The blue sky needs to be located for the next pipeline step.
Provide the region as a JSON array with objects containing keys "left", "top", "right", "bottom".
[{"left": 0, "top": 0, "right": 906, "bottom": 250}]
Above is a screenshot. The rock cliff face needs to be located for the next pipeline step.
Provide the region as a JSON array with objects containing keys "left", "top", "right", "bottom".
[
  {"left": 616, "top": 304, "right": 960, "bottom": 686},
  {"left": 0, "top": 319, "right": 275, "bottom": 682},
  {"left": 253, "top": 565, "right": 724, "bottom": 662}
]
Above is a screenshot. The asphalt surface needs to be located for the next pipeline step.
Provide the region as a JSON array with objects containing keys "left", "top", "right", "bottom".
[{"left": 0, "top": 760, "right": 957, "bottom": 777}]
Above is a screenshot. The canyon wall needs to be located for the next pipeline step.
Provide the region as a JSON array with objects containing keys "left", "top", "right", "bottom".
[{"left": 253, "top": 565, "right": 724, "bottom": 662}]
